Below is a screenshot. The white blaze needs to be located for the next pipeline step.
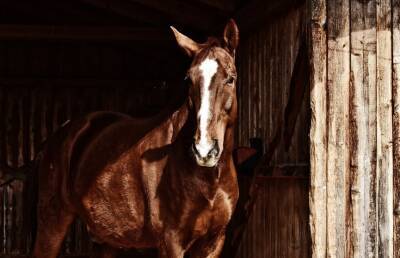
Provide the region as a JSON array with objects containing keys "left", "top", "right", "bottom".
[{"left": 197, "top": 58, "right": 218, "bottom": 157}]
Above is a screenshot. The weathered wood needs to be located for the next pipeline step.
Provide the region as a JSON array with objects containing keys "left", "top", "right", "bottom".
[
  {"left": 376, "top": 0, "right": 394, "bottom": 257},
  {"left": 362, "top": 1, "right": 379, "bottom": 257},
  {"left": 326, "top": 0, "right": 350, "bottom": 257},
  {"left": 349, "top": 0, "right": 371, "bottom": 256},
  {"left": 309, "top": 0, "right": 327, "bottom": 256},
  {"left": 0, "top": 25, "right": 170, "bottom": 41},
  {"left": 392, "top": 0, "right": 400, "bottom": 256}
]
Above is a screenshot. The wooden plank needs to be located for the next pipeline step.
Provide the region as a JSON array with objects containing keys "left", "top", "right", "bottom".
[
  {"left": 0, "top": 78, "right": 170, "bottom": 90},
  {"left": 309, "top": 0, "right": 327, "bottom": 257},
  {"left": 376, "top": 0, "right": 394, "bottom": 257},
  {"left": 0, "top": 25, "right": 171, "bottom": 41},
  {"left": 392, "top": 0, "right": 400, "bottom": 256},
  {"left": 363, "top": 0, "right": 378, "bottom": 256},
  {"left": 349, "top": 0, "right": 372, "bottom": 256},
  {"left": 326, "top": 0, "right": 350, "bottom": 257}
]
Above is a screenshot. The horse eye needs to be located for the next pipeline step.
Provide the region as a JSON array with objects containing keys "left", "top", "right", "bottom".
[{"left": 226, "top": 76, "right": 235, "bottom": 85}]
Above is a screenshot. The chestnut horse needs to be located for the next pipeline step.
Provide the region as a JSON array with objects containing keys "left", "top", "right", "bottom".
[{"left": 32, "top": 20, "right": 239, "bottom": 258}]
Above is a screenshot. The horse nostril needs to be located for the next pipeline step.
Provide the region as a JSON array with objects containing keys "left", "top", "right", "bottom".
[
  {"left": 192, "top": 143, "right": 200, "bottom": 157},
  {"left": 207, "top": 140, "right": 219, "bottom": 158}
]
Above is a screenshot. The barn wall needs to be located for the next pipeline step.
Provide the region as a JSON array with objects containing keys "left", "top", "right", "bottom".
[
  {"left": 309, "top": 0, "right": 400, "bottom": 257},
  {"left": 235, "top": 5, "right": 311, "bottom": 258},
  {"left": 236, "top": 176, "right": 310, "bottom": 258},
  {"left": 236, "top": 7, "right": 310, "bottom": 168},
  {"left": 0, "top": 40, "right": 184, "bottom": 256}
]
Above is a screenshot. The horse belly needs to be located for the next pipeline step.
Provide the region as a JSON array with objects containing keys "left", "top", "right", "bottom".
[{"left": 80, "top": 173, "right": 154, "bottom": 249}]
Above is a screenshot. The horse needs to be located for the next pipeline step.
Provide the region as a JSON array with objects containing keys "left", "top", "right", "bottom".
[{"left": 31, "top": 20, "right": 240, "bottom": 258}]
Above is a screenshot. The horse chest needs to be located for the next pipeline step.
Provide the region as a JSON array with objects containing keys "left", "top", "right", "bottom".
[{"left": 191, "top": 188, "right": 234, "bottom": 236}]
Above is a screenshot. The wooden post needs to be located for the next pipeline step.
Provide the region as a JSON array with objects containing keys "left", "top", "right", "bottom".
[
  {"left": 326, "top": 0, "right": 351, "bottom": 257},
  {"left": 349, "top": 0, "right": 370, "bottom": 256},
  {"left": 392, "top": 0, "right": 400, "bottom": 256},
  {"left": 309, "top": 0, "right": 327, "bottom": 257},
  {"left": 376, "top": 0, "right": 394, "bottom": 257},
  {"left": 309, "top": 0, "right": 396, "bottom": 257}
]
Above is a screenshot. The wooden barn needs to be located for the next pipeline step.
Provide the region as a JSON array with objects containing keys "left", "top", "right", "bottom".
[{"left": 0, "top": 0, "right": 398, "bottom": 257}]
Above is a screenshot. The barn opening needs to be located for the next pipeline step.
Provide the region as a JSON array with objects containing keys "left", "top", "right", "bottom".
[{"left": 0, "top": 0, "right": 310, "bottom": 257}]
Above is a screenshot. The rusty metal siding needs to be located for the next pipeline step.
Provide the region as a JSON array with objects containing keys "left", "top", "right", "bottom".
[
  {"left": 235, "top": 6, "right": 311, "bottom": 258},
  {"left": 236, "top": 8, "right": 309, "bottom": 166},
  {"left": 236, "top": 177, "right": 310, "bottom": 258}
]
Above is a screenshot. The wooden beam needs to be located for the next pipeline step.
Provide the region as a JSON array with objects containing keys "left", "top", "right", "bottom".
[
  {"left": 0, "top": 78, "right": 171, "bottom": 89},
  {"left": 376, "top": 0, "right": 394, "bottom": 256},
  {"left": 80, "top": 0, "right": 169, "bottom": 26},
  {"left": 309, "top": 0, "right": 328, "bottom": 256},
  {"left": 128, "top": 0, "right": 226, "bottom": 32},
  {"left": 0, "top": 25, "right": 171, "bottom": 41},
  {"left": 393, "top": 0, "right": 400, "bottom": 256}
]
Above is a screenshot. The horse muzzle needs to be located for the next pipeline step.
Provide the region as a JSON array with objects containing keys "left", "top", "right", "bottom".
[{"left": 192, "top": 139, "right": 220, "bottom": 167}]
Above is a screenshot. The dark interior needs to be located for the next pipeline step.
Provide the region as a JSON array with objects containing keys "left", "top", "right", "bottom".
[{"left": 0, "top": 1, "right": 309, "bottom": 257}]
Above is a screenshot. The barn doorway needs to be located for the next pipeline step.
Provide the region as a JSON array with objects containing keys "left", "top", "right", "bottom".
[{"left": 0, "top": 1, "right": 310, "bottom": 257}]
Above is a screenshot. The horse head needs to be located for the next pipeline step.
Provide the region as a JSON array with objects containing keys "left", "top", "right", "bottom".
[{"left": 171, "top": 20, "right": 239, "bottom": 167}]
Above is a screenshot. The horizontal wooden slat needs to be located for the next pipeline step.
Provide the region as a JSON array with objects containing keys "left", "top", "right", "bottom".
[
  {"left": 0, "top": 78, "right": 171, "bottom": 89},
  {"left": 0, "top": 25, "right": 171, "bottom": 41}
]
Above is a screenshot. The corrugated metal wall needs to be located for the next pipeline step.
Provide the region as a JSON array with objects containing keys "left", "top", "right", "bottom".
[
  {"left": 236, "top": 6, "right": 311, "bottom": 258},
  {"left": 236, "top": 7, "right": 309, "bottom": 166},
  {"left": 236, "top": 177, "right": 310, "bottom": 258}
]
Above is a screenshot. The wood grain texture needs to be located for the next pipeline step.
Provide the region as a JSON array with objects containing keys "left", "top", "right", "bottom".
[
  {"left": 363, "top": 1, "right": 378, "bottom": 256},
  {"left": 349, "top": 0, "right": 368, "bottom": 255},
  {"left": 309, "top": 0, "right": 396, "bottom": 257},
  {"left": 326, "top": 0, "right": 351, "bottom": 257},
  {"left": 309, "top": 0, "right": 327, "bottom": 257},
  {"left": 392, "top": 0, "right": 400, "bottom": 256},
  {"left": 376, "top": 0, "right": 394, "bottom": 257}
]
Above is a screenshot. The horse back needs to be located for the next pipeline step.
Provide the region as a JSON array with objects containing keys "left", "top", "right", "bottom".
[{"left": 39, "top": 111, "right": 163, "bottom": 207}]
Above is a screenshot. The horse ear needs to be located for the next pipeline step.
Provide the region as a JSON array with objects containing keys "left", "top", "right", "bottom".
[
  {"left": 223, "top": 19, "right": 239, "bottom": 56},
  {"left": 170, "top": 26, "right": 200, "bottom": 57}
]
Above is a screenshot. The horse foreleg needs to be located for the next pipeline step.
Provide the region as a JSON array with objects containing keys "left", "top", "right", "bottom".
[
  {"left": 187, "top": 232, "right": 225, "bottom": 258},
  {"left": 32, "top": 205, "right": 75, "bottom": 258},
  {"left": 158, "top": 231, "right": 185, "bottom": 258}
]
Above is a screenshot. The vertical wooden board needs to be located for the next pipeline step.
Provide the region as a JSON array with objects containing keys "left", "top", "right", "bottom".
[
  {"left": 309, "top": 0, "right": 327, "bottom": 256},
  {"left": 326, "top": 0, "right": 350, "bottom": 256},
  {"left": 360, "top": 1, "right": 379, "bottom": 256},
  {"left": 349, "top": 0, "right": 372, "bottom": 256},
  {"left": 376, "top": 0, "right": 394, "bottom": 257},
  {"left": 392, "top": 0, "right": 400, "bottom": 256}
]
